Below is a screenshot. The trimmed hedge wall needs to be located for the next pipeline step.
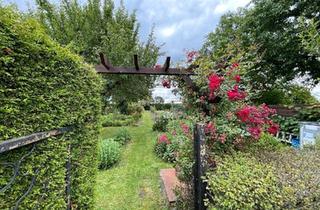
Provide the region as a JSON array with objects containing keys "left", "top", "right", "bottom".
[{"left": 0, "top": 6, "right": 102, "bottom": 209}]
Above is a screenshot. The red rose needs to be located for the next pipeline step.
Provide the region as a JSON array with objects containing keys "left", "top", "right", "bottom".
[
  {"left": 208, "top": 74, "right": 223, "bottom": 92},
  {"left": 236, "top": 106, "right": 251, "bottom": 123},
  {"left": 204, "top": 122, "right": 216, "bottom": 134},
  {"left": 268, "top": 122, "right": 279, "bottom": 135},
  {"left": 247, "top": 126, "right": 262, "bottom": 139},
  {"left": 158, "top": 134, "right": 170, "bottom": 144},
  {"left": 227, "top": 85, "right": 246, "bottom": 101},
  {"left": 234, "top": 75, "right": 241, "bottom": 83},
  {"left": 180, "top": 123, "right": 190, "bottom": 134}
]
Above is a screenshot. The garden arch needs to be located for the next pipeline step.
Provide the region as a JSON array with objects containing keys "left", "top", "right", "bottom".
[{"left": 95, "top": 53, "right": 207, "bottom": 210}]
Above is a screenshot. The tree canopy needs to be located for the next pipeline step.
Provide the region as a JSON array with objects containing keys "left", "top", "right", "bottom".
[
  {"left": 35, "top": 0, "right": 161, "bottom": 111},
  {"left": 202, "top": 0, "right": 320, "bottom": 97}
]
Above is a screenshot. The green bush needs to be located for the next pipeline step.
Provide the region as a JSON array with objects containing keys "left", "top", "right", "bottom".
[
  {"left": 206, "top": 155, "right": 284, "bottom": 210},
  {"left": 154, "top": 142, "right": 168, "bottom": 159},
  {"left": 151, "top": 103, "right": 183, "bottom": 111},
  {"left": 114, "top": 128, "right": 132, "bottom": 145},
  {"left": 273, "top": 105, "right": 320, "bottom": 134},
  {"left": 98, "top": 138, "right": 121, "bottom": 169},
  {"left": 273, "top": 115, "right": 299, "bottom": 134},
  {"left": 256, "top": 85, "right": 318, "bottom": 105},
  {"left": 0, "top": 6, "right": 102, "bottom": 209},
  {"left": 175, "top": 137, "right": 194, "bottom": 183},
  {"left": 257, "top": 88, "right": 291, "bottom": 105},
  {"left": 101, "top": 113, "right": 135, "bottom": 127},
  {"left": 244, "top": 133, "right": 286, "bottom": 152},
  {"left": 252, "top": 148, "right": 320, "bottom": 209},
  {"left": 297, "top": 106, "right": 320, "bottom": 122},
  {"left": 127, "top": 103, "right": 144, "bottom": 121},
  {"left": 152, "top": 115, "right": 170, "bottom": 132}
]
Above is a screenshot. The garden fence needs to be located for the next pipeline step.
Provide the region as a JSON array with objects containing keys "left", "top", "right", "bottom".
[{"left": 0, "top": 127, "right": 73, "bottom": 210}]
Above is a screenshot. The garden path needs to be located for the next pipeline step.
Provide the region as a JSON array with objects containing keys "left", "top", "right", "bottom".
[{"left": 95, "top": 112, "right": 171, "bottom": 210}]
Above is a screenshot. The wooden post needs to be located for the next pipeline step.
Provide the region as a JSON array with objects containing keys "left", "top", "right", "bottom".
[{"left": 193, "top": 123, "right": 207, "bottom": 210}]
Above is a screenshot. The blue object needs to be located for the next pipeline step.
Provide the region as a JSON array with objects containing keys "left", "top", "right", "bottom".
[{"left": 291, "top": 138, "right": 300, "bottom": 149}]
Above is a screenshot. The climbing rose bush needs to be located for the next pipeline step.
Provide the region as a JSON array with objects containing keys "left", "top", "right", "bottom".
[
  {"left": 236, "top": 104, "right": 278, "bottom": 139},
  {"left": 175, "top": 53, "right": 279, "bottom": 149}
]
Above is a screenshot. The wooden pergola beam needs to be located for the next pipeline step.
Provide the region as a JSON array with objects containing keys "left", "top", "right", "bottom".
[
  {"left": 96, "top": 53, "right": 196, "bottom": 75},
  {"left": 95, "top": 65, "right": 195, "bottom": 75}
]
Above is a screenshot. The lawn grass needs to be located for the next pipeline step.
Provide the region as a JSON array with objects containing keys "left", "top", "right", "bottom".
[{"left": 94, "top": 112, "right": 171, "bottom": 210}]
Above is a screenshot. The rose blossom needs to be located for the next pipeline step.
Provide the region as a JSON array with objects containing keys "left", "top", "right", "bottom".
[
  {"left": 208, "top": 74, "right": 224, "bottom": 92},
  {"left": 158, "top": 134, "right": 170, "bottom": 144},
  {"left": 268, "top": 122, "right": 279, "bottom": 135},
  {"left": 227, "top": 85, "right": 246, "bottom": 101}
]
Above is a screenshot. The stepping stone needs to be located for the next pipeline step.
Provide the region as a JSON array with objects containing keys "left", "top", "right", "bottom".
[{"left": 160, "top": 168, "right": 180, "bottom": 208}]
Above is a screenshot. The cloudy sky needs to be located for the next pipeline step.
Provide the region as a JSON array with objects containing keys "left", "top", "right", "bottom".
[{"left": 3, "top": 0, "right": 320, "bottom": 101}]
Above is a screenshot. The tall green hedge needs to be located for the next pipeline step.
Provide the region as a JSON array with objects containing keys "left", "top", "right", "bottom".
[{"left": 0, "top": 6, "right": 102, "bottom": 209}]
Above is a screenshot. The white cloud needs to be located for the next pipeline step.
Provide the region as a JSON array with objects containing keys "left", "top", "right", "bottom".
[
  {"left": 158, "top": 25, "right": 177, "bottom": 38},
  {"left": 213, "top": 0, "right": 251, "bottom": 15}
]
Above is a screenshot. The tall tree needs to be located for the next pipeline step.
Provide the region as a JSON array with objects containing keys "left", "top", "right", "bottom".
[
  {"left": 202, "top": 0, "right": 320, "bottom": 97},
  {"left": 35, "top": 0, "right": 160, "bottom": 112}
]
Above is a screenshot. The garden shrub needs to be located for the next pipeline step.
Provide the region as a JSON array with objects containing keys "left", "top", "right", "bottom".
[
  {"left": 297, "top": 105, "right": 320, "bottom": 122},
  {"left": 154, "top": 133, "right": 179, "bottom": 162},
  {"left": 256, "top": 85, "right": 318, "bottom": 105},
  {"left": 114, "top": 128, "right": 132, "bottom": 145},
  {"left": 273, "top": 105, "right": 320, "bottom": 134},
  {"left": 252, "top": 148, "right": 320, "bottom": 209},
  {"left": 0, "top": 6, "right": 102, "bottom": 209},
  {"left": 150, "top": 103, "right": 183, "bottom": 111},
  {"left": 98, "top": 138, "right": 121, "bottom": 169},
  {"left": 127, "top": 103, "right": 144, "bottom": 121},
  {"left": 175, "top": 138, "right": 194, "bottom": 183},
  {"left": 206, "top": 154, "right": 284, "bottom": 210},
  {"left": 154, "top": 141, "right": 168, "bottom": 159},
  {"left": 273, "top": 115, "right": 299, "bottom": 134},
  {"left": 243, "top": 133, "right": 286, "bottom": 152},
  {"left": 152, "top": 115, "right": 169, "bottom": 131},
  {"left": 101, "top": 113, "right": 136, "bottom": 127}
]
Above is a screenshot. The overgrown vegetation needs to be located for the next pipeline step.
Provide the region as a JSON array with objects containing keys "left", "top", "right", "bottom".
[{"left": 0, "top": 6, "right": 102, "bottom": 209}]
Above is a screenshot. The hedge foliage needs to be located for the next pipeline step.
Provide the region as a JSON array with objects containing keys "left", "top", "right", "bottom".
[
  {"left": 206, "top": 155, "right": 284, "bottom": 210},
  {"left": 0, "top": 6, "right": 102, "bottom": 209}
]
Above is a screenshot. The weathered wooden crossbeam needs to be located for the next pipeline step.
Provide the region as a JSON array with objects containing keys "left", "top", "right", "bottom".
[
  {"left": 95, "top": 65, "right": 195, "bottom": 75},
  {"left": 96, "top": 53, "right": 196, "bottom": 75},
  {"left": 0, "top": 127, "right": 73, "bottom": 154}
]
